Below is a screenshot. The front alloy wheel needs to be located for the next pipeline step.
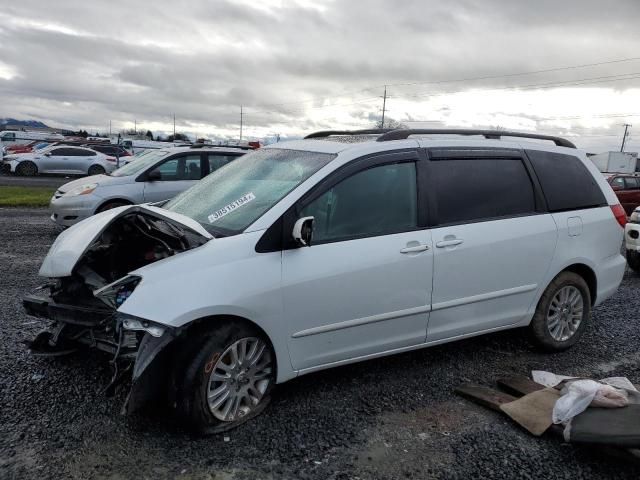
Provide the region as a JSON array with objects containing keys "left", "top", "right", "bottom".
[
  {"left": 207, "top": 337, "right": 272, "bottom": 422},
  {"left": 176, "top": 322, "right": 275, "bottom": 434}
]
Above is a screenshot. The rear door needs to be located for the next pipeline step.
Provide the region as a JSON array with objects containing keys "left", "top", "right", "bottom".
[
  {"left": 142, "top": 153, "right": 204, "bottom": 202},
  {"left": 426, "top": 148, "right": 558, "bottom": 341},
  {"left": 69, "top": 148, "right": 98, "bottom": 173}
]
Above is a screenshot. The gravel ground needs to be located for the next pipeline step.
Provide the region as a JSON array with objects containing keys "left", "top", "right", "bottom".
[{"left": 1, "top": 208, "right": 639, "bottom": 479}]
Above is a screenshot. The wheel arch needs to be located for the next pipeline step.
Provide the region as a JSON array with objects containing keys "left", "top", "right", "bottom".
[
  {"left": 125, "top": 313, "right": 283, "bottom": 415},
  {"left": 94, "top": 197, "right": 134, "bottom": 213},
  {"left": 178, "top": 315, "right": 278, "bottom": 374},
  {"left": 561, "top": 263, "right": 597, "bottom": 306}
]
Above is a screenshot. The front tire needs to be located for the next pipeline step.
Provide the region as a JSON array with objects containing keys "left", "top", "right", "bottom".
[
  {"left": 627, "top": 250, "right": 640, "bottom": 273},
  {"left": 16, "top": 161, "right": 37, "bottom": 176},
  {"left": 175, "top": 322, "right": 275, "bottom": 434},
  {"left": 529, "top": 272, "right": 591, "bottom": 351}
]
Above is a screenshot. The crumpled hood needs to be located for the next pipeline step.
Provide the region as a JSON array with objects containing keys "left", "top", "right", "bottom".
[{"left": 39, "top": 204, "right": 213, "bottom": 278}]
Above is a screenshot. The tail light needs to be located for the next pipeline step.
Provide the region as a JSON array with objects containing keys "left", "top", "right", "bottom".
[
  {"left": 610, "top": 204, "right": 627, "bottom": 228},
  {"left": 106, "top": 157, "right": 116, "bottom": 163}
]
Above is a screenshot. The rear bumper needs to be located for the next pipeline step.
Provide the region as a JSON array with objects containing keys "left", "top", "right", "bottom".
[{"left": 594, "top": 253, "right": 626, "bottom": 307}]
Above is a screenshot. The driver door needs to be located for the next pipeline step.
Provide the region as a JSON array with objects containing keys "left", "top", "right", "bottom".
[
  {"left": 142, "top": 154, "right": 203, "bottom": 202},
  {"left": 281, "top": 151, "right": 433, "bottom": 371}
]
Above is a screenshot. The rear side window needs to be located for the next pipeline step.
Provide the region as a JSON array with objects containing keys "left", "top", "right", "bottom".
[
  {"left": 432, "top": 157, "right": 535, "bottom": 225},
  {"left": 526, "top": 150, "right": 606, "bottom": 212},
  {"left": 208, "top": 154, "right": 238, "bottom": 172},
  {"left": 611, "top": 177, "right": 625, "bottom": 189}
]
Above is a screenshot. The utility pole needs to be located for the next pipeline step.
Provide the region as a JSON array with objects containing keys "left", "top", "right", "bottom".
[
  {"left": 380, "top": 85, "right": 387, "bottom": 129},
  {"left": 621, "top": 123, "right": 632, "bottom": 152},
  {"left": 109, "top": 120, "right": 111, "bottom": 136},
  {"left": 134, "top": 119, "right": 137, "bottom": 135},
  {"left": 240, "top": 105, "right": 244, "bottom": 142},
  {"left": 173, "top": 113, "right": 176, "bottom": 138}
]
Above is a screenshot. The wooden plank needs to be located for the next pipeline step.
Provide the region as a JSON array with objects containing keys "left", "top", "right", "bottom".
[
  {"left": 497, "top": 375, "right": 545, "bottom": 396},
  {"left": 455, "top": 384, "right": 517, "bottom": 412},
  {"left": 497, "top": 375, "right": 640, "bottom": 461}
]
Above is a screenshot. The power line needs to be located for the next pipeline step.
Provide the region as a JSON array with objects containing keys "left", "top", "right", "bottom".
[
  {"left": 244, "top": 56, "right": 640, "bottom": 112},
  {"left": 384, "top": 56, "right": 640, "bottom": 89},
  {"left": 247, "top": 72, "right": 640, "bottom": 120}
]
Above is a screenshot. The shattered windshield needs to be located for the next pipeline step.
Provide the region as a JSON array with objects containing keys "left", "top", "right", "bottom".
[{"left": 165, "top": 148, "right": 336, "bottom": 235}]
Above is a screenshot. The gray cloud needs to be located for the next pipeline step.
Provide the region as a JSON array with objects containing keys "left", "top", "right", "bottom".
[{"left": 0, "top": 0, "right": 639, "bottom": 150}]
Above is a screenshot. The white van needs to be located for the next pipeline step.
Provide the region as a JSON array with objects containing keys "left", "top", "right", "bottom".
[{"left": 24, "top": 129, "right": 626, "bottom": 433}]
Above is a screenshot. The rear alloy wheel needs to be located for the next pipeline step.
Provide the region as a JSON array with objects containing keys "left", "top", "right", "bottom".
[
  {"left": 16, "top": 161, "right": 38, "bottom": 176},
  {"left": 88, "top": 164, "right": 106, "bottom": 176},
  {"left": 176, "top": 322, "right": 275, "bottom": 434},
  {"left": 529, "top": 271, "right": 591, "bottom": 351},
  {"left": 627, "top": 250, "right": 640, "bottom": 273}
]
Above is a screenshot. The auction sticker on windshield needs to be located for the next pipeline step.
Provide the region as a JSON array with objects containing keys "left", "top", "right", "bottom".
[{"left": 208, "top": 192, "right": 256, "bottom": 223}]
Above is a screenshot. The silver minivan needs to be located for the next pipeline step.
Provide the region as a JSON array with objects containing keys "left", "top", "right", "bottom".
[
  {"left": 25, "top": 129, "right": 626, "bottom": 434},
  {"left": 49, "top": 146, "right": 248, "bottom": 227}
]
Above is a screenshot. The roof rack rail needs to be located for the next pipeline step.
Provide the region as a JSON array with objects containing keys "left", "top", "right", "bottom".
[
  {"left": 189, "top": 144, "right": 253, "bottom": 150},
  {"left": 376, "top": 129, "right": 576, "bottom": 148},
  {"left": 304, "top": 128, "right": 395, "bottom": 139}
]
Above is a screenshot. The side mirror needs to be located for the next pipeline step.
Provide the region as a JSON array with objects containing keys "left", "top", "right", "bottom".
[
  {"left": 44, "top": 152, "right": 51, "bottom": 157},
  {"left": 147, "top": 169, "right": 162, "bottom": 181},
  {"left": 292, "top": 216, "right": 314, "bottom": 247}
]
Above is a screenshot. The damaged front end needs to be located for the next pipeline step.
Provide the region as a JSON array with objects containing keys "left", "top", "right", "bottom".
[{"left": 23, "top": 205, "right": 211, "bottom": 411}]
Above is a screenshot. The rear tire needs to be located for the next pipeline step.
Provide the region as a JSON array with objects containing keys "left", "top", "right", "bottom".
[
  {"left": 175, "top": 321, "right": 276, "bottom": 435},
  {"left": 627, "top": 250, "right": 640, "bottom": 273},
  {"left": 16, "top": 161, "right": 37, "bottom": 176},
  {"left": 529, "top": 271, "right": 591, "bottom": 351},
  {"left": 88, "top": 164, "right": 106, "bottom": 176}
]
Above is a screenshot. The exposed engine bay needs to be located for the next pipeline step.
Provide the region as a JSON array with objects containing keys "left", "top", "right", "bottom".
[
  {"left": 23, "top": 209, "right": 210, "bottom": 404},
  {"left": 54, "top": 212, "right": 207, "bottom": 308}
]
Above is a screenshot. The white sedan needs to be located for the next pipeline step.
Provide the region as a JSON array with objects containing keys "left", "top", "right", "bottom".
[{"left": 1, "top": 145, "right": 118, "bottom": 176}]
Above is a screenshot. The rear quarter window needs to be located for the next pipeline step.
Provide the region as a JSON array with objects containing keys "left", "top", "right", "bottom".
[{"left": 526, "top": 150, "right": 607, "bottom": 212}]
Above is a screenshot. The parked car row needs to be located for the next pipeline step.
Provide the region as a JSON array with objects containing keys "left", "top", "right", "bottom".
[
  {"left": 23, "top": 129, "right": 627, "bottom": 434},
  {"left": 604, "top": 173, "right": 640, "bottom": 215},
  {"left": 2, "top": 144, "right": 121, "bottom": 176},
  {"left": 49, "top": 146, "right": 248, "bottom": 227}
]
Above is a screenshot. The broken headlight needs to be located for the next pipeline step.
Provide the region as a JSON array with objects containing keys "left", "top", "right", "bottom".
[
  {"left": 94, "top": 275, "right": 142, "bottom": 309},
  {"left": 118, "top": 314, "right": 167, "bottom": 338}
]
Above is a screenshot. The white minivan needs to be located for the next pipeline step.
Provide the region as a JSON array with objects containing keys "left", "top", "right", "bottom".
[{"left": 24, "top": 129, "right": 626, "bottom": 433}]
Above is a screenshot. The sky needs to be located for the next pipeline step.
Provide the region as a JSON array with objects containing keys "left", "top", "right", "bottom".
[{"left": 1, "top": 0, "right": 640, "bottom": 151}]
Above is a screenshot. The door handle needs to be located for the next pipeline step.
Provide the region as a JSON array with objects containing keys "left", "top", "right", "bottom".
[
  {"left": 400, "top": 244, "right": 430, "bottom": 254},
  {"left": 435, "top": 238, "right": 463, "bottom": 248}
]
